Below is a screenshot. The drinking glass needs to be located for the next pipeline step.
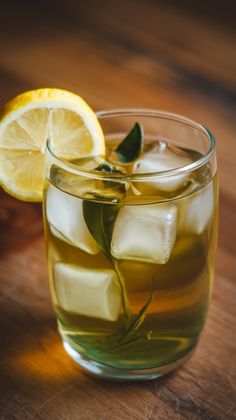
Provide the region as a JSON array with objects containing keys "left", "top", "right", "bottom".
[{"left": 43, "top": 110, "right": 218, "bottom": 380}]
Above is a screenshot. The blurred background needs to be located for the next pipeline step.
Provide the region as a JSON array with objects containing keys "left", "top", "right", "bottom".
[
  {"left": 0, "top": 0, "right": 235, "bottom": 252},
  {"left": 1, "top": 0, "right": 236, "bottom": 105}
]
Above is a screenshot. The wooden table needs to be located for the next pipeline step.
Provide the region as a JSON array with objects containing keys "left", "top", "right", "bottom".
[{"left": 0, "top": 1, "right": 236, "bottom": 418}]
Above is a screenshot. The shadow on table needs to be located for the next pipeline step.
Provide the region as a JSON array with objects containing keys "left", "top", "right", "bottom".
[{"left": 0, "top": 304, "right": 173, "bottom": 390}]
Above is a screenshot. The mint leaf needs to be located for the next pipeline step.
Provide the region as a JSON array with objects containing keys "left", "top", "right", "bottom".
[
  {"left": 105, "top": 278, "right": 155, "bottom": 352},
  {"left": 95, "top": 161, "right": 126, "bottom": 194},
  {"left": 82, "top": 200, "right": 131, "bottom": 323},
  {"left": 121, "top": 279, "right": 155, "bottom": 337},
  {"left": 82, "top": 201, "right": 118, "bottom": 255},
  {"left": 82, "top": 123, "right": 146, "bottom": 329},
  {"left": 96, "top": 162, "right": 122, "bottom": 174},
  {"left": 115, "top": 122, "right": 143, "bottom": 163}
]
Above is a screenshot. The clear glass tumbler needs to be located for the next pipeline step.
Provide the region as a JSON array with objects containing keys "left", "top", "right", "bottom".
[{"left": 43, "top": 110, "right": 218, "bottom": 380}]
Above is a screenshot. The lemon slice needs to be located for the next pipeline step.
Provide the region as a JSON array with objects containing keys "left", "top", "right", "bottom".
[{"left": 0, "top": 88, "right": 105, "bottom": 201}]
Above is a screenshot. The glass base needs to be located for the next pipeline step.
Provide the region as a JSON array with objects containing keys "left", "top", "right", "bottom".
[{"left": 63, "top": 339, "right": 196, "bottom": 381}]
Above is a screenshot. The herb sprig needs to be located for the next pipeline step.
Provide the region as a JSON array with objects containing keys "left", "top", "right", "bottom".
[
  {"left": 82, "top": 122, "right": 154, "bottom": 346},
  {"left": 115, "top": 122, "right": 143, "bottom": 163}
]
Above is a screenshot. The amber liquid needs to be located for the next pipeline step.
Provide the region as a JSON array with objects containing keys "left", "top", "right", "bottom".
[{"left": 44, "top": 145, "right": 218, "bottom": 370}]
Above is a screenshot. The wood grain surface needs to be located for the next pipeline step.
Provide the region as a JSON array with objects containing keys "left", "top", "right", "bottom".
[{"left": 0, "top": 1, "right": 236, "bottom": 419}]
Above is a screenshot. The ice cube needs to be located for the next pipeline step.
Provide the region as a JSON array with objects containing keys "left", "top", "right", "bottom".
[
  {"left": 133, "top": 147, "right": 192, "bottom": 191},
  {"left": 49, "top": 225, "right": 76, "bottom": 247},
  {"left": 111, "top": 204, "right": 177, "bottom": 264},
  {"left": 46, "top": 186, "right": 99, "bottom": 254},
  {"left": 54, "top": 263, "right": 121, "bottom": 321},
  {"left": 179, "top": 183, "right": 214, "bottom": 234}
]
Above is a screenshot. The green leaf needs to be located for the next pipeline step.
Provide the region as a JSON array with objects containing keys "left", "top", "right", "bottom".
[
  {"left": 113, "top": 258, "right": 132, "bottom": 325},
  {"left": 122, "top": 280, "right": 155, "bottom": 338},
  {"left": 105, "top": 279, "right": 155, "bottom": 353},
  {"left": 115, "top": 122, "right": 143, "bottom": 163},
  {"left": 82, "top": 201, "right": 118, "bottom": 255},
  {"left": 96, "top": 162, "right": 122, "bottom": 174},
  {"left": 95, "top": 162, "right": 126, "bottom": 193},
  {"left": 82, "top": 201, "right": 131, "bottom": 323}
]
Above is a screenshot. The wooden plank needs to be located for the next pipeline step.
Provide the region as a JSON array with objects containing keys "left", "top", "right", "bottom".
[{"left": 0, "top": 1, "right": 235, "bottom": 419}]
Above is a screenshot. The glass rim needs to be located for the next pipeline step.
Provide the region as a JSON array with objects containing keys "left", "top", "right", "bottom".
[{"left": 46, "top": 109, "right": 216, "bottom": 182}]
